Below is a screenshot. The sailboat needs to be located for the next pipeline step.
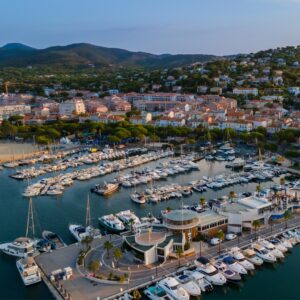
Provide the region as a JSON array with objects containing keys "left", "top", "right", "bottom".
[
  {"left": 69, "top": 194, "right": 102, "bottom": 242},
  {"left": 0, "top": 198, "right": 37, "bottom": 258}
]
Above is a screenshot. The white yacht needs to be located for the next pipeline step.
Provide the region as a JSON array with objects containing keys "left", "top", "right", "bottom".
[
  {"left": 213, "top": 260, "right": 242, "bottom": 283},
  {"left": 116, "top": 210, "right": 141, "bottom": 230},
  {"left": 175, "top": 274, "right": 201, "bottom": 296},
  {"left": 219, "top": 255, "right": 247, "bottom": 275},
  {"left": 0, "top": 237, "right": 35, "bottom": 258},
  {"left": 144, "top": 284, "right": 173, "bottom": 300},
  {"left": 69, "top": 224, "right": 101, "bottom": 242},
  {"left": 131, "top": 192, "right": 146, "bottom": 204},
  {"left": 230, "top": 247, "right": 255, "bottom": 270},
  {"left": 16, "top": 257, "right": 41, "bottom": 286},
  {"left": 194, "top": 257, "right": 227, "bottom": 286},
  {"left": 158, "top": 277, "right": 190, "bottom": 300},
  {"left": 98, "top": 214, "right": 125, "bottom": 233},
  {"left": 252, "top": 244, "right": 277, "bottom": 263},
  {"left": 258, "top": 239, "right": 284, "bottom": 259},
  {"left": 243, "top": 248, "right": 264, "bottom": 266},
  {"left": 268, "top": 238, "right": 288, "bottom": 253},
  {"left": 182, "top": 270, "right": 214, "bottom": 293}
]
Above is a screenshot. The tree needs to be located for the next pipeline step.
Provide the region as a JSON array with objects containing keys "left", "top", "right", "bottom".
[
  {"left": 200, "top": 197, "right": 206, "bottom": 208},
  {"left": 256, "top": 184, "right": 262, "bottom": 194},
  {"left": 229, "top": 191, "right": 235, "bottom": 201},
  {"left": 113, "top": 248, "right": 123, "bottom": 267},
  {"left": 128, "top": 218, "right": 135, "bottom": 232},
  {"left": 104, "top": 240, "right": 113, "bottom": 258},
  {"left": 81, "top": 236, "right": 93, "bottom": 251},
  {"left": 176, "top": 247, "right": 183, "bottom": 267},
  {"left": 283, "top": 210, "right": 292, "bottom": 229},
  {"left": 88, "top": 260, "right": 100, "bottom": 276},
  {"left": 216, "top": 230, "right": 224, "bottom": 253},
  {"left": 280, "top": 177, "right": 286, "bottom": 187},
  {"left": 252, "top": 220, "right": 261, "bottom": 239}
]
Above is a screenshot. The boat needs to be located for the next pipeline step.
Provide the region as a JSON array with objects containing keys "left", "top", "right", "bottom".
[
  {"left": 42, "top": 230, "right": 66, "bottom": 250},
  {"left": 257, "top": 239, "right": 284, "bottom": 259},
  {"left": 175, "top": 274, "right": 201, "bottom": 296},
  {"left": 218, "top": 254, "right": 247, "bottom": 275},
  {"left": 98, "top": 214, "right": 125, "bottom": 233},
  {"left": 182, "top": 270, "right": 213, "bottom": 292},
  {"left": 194, "top": 257, "right": 227, "bottom": 286},
  {"left": 69, "top": 195, "right": 102, "bottom": 242},
  {"left": 0, "top": 237, "right": 35, "bottom": 258},
  {"left": 213, "top": 260, "right": 242, "bottom": 283},
  {"left": 144, "top": 284, "right": 173, "bottom": 300},
  {"left": 230, "top": 247, "right": 255, "bottom": 270},
  {"left": 268, "top": 238, "right": 288, "bottom": 253},
  {"left": 16, "top": 257, "right": 41, "bottom": 286},
  {"left": 116, "top": 210, "right": 141, "bottom": 230},
  {"left": 131, "top": 192, "right": 146, "bottom": 204},
  {"left": 158, "top": 277, "right": 190, "bottom": 300},
  {"left": 252, "top": 244, "right": 277, "bottom": 263},
  {"left": 0, "top": 198, "right": 36, "bottom": 258},
  {"left": 243, "top": 248, "right": 264, "bottom": 266},
  {"left": 93, "top": 182, "right": 119, "bottom": 196}
]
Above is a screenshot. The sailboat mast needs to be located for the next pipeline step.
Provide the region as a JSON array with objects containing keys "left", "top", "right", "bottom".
[
  {"left": 26, "top": 198, "right": 35, "bottom": 238},
  {"left": 85, "top": 194, "right": 91, "bottom": 228}
]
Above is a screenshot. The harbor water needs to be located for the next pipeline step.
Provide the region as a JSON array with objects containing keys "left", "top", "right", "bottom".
[{"left": 0, "top": 156, "right": 298, "bottom": 299}]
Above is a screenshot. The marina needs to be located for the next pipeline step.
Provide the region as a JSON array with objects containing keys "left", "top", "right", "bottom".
[{"left": 1, "top": 144, "right": 300, "bottom": 300}]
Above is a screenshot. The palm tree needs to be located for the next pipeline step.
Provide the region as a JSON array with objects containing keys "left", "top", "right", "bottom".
[
  {"left": 113, "top": 248, "right": 123, "bottom": 267},
  {"left": 176, "top": 247, "right": 183, "bottom": 267},
  {"left": 280, "top": 177, "right": 285, "bottom": 187},
  {"left": 129, "top": 218, "right": 135, "bottom": 233},
  {"left": 252, "top": 220, "right": 261, "bottom": 239},
  {"left": 104, "top": 240, "right": 113, "bottom": 258},
  {"left": 88, "top": 260, "right": 100, "bottom": 276},
  {"left": 229, "top": 191, "right": 235, "bottom": 201},
  {"left": 198, "top": 234, "right": 206, "bottom": 256},
  {"left": 283, "top": 210, "right": 292, "bottom": 229},
  {"left": 256, "top": 184, "right": 262, "bottom": 194},
  {"left": 216, "top": 230, "right": 224, "bottom": 253},
  {"left": 200, "top": 197, "right": 206, "bottom": 208}
]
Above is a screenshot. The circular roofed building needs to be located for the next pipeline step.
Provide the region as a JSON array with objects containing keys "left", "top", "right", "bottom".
[{"left": 163, "top": 209, "right": 200, "bottom": 240}]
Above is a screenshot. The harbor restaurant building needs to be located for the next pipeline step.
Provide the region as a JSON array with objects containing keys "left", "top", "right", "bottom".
[
  {"left": 124, "top": 209, "right": 228, "bottom": 265},
  {"left": 216, "top": 196, "right": 273, "bottom": 233}
]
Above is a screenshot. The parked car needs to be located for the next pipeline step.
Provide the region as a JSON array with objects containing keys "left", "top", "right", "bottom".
[
  {"left": 225, "top": 233, "right": 237, "bottom": 241},
  {"left": 210, "top": 238, "right": 222, "bottom": 245}
]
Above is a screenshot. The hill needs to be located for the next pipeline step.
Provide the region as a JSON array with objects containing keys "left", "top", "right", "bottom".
[{"left": 0, "top": 43, "right": 219, "bottom": 68}]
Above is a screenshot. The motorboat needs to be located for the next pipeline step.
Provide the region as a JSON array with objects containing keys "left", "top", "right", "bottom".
[
  {"left": 116, "top": 210, "right": 141, "bottom": 230},
  {"left": 194, "top": 257, "right": 226, "bottom": 286},
  {"left": 144, "top": 284, "right": 173, "bottom": 300},
  {"left": 219, "top": 254, "right": 247, "bottom": 275},
  {"left": 0, "top": 237, "right": 35, "bottom": 258},
  {"left": 230, "top": 247, "right": 255, "bottom": 270},
  {"left": 258, "top": 239, "right": 284, "bottom": 259},
  {"left": 98, "top": 214, "right": 125, "bottom": 233},
  {"left": 42, "top": 230, "right": 66, "bottom": 250},
  {"left": 243, "top": 248, "right": 264, "bottom": 266},
  {"left": 93, "top": 182, "right": 119, "bottom": 196},
  {"left": 16, "top": 257, "right": 41, "bottom": 286},
  {"left": 131, "top": 192, "right": 146, "bottom": 204},
  {"left": 158, "top": 277, "right": 190, "bottom": 300},
  {"left": 182, "top": 270, "right": 213, "bottom": 292},
  {"left": 69, "top": 224, "right": 101, "bottom": 242},
  {"left": 213, "top": 260, "right": 242, "bottom": 283},
  {"left": 175, "top": 274, "right": 201, "bottom": 296},
  {"left": 252, "top": 243, "right": 277, "bottom": 263},
  {"left": 268, "top": 238, "right": 288, "bottom": 253},
  {"left": 276, "top": 235, "right": 293, "bottom": 249}
]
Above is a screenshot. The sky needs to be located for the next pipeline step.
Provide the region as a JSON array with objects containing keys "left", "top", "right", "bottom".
[{"left": 1, "top": 0, "right": 300, "bottom": 55}]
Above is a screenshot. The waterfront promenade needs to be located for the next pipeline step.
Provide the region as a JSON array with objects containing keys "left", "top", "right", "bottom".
[{"left": 36, "top": 215, "right": 300, "bottom": 300}]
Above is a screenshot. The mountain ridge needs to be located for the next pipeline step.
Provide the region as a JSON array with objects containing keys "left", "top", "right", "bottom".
[{"left": 0, "top": 42, "right": 219, "bottom": 68}]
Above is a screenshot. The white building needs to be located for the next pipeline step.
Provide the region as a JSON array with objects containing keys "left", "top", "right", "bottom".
[
  {"left": 0, "top": 104, "right": 31, "bottom": 118},
  {"left": 233, "top": 88, "right": 258, "bottom": 96},
  {"left": 59, "top": 98, "right": 86, "bottom": 116}
]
